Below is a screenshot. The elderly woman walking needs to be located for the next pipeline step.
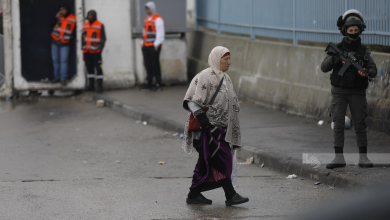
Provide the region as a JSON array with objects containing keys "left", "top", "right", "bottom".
[{"left": 182, "top": 46, "right": 249, "bottom": 206}]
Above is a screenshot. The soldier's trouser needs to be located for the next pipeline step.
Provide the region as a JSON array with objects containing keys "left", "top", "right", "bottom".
[{"left": 329, "top": 93, "right": 368, "bottom": 148}]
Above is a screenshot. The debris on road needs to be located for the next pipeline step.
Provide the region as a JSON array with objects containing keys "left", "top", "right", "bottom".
[
  {"left": 261, "top": 163, "right": 265, "bottom": 167},
  {"left": 96, "top": 99, "right": 105, "bottom": 107},
  {"left": 329, "top": 186, "right": 335, "bottom": 190},
  {"left": 142, "top": 121, "right": 148, "bottom": 125},
  {"left": 239, "top": 157, "right": 253, "bottom": 165},
  {"left": 81, "top": 95, "right": 93, "bottom": 102},
  {"left": 318, "top": 120, "right": 324, "bottom": 125},
  {"left": 286, "top": 174, "right": 297, "bottom": 179},
  {"left": 314, "top": 182, "right": 321, "bottom": 185},
  {"left": 173, "top": 133, "right": 179, "bottom": 137},
  {"left": 179, "top": 133, "right": 184, "bottom": 139},
  {"left": 158, "top": 161, "right": 166, "bottom": 165}
]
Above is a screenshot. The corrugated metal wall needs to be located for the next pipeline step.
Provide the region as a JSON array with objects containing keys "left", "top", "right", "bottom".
[{"left": 196, "top": 0, "right": 390, "bottom": 45}]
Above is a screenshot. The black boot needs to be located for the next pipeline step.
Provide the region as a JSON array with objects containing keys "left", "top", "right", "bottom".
[
  {"left": 87, "top": 78, "right": 95, "bottom": 91},
  {"left": 359, "top": 147, "right": 373, "bottom": 168},
  {"left": 326, "top": 147, "right": 346, "bottom": 169},
  {"left": 220, "top": 178, "right": 249, "bottom": 206},
  {"left": 186, "top": 189, "right": 212, "bottom": 205},
  {"left": 96, "top": 79, "right": 103, "bottom": 93},
  {"left": 225, "top": 193, "right": 249, "bottom": 206}
]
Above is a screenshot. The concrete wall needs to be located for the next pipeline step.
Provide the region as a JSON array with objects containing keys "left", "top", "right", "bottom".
[
  {"left": 0, "top": 0, "right": 13, "bottom": 97},
  {"left": 187, "top": 30, "right": 390, "bottom": 134},
  {"left": 84, "top": 0, "right": 136, "bottom": 89}
]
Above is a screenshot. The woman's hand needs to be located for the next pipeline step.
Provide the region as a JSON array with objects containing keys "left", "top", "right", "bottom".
[
  {"left": 197, "top": 113, "right": 210, "bottom": 129},
  {"left": 358, "top": 68, "right": 367, "bottom": 77},
  {"left": 342, "top": 61, "right": 367, "bottom": 77}
]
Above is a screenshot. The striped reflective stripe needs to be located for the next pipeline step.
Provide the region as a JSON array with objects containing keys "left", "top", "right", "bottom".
[
  {"left": 146, "top": 39, "right": 155, "bottom": 42},
  {"left": 92, "top": 26, "right": 101, "bottom": 29},
  {"left": 67, "top": 19, "right": 76, "bottom": 23},
  {"left": 84, "top": 38, "right": 101, "bottom": 42},
  {"left": 64, "top": 30, "right": 72, "bottom": 34},
  {"left": 95, "top": 75, "right": 104, "bottom": 79},
  {"left": 63, "top": 36, "right": 71, "bottom": 40},
  {"left": 52, "top": 32, "right": 60, "bottom": 37},
  {"left": 146, "top": 32, "right": 155, "bottom": 35},
  {"left": 90, "top": 45, "right": 100, "bottom": 50},
  {"left": 88, "top": 74, "right": 95, "bottom": 78},
  {"left": 144, "top": 20, "right": 155, "bottom": 23}
]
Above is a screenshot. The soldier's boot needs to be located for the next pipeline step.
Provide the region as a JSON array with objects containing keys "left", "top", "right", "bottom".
[
  {"left": 87, "top": 78, "right": 95, "bottom": 91},
  {"left": 326, "top": 147, "right": 346, "bottom": 169},
  {"left": 96, "top": 79, "right": 103, "bottom": 93},
  {"left": 358, "top": 147, "right": 373, "bottom": 168}
]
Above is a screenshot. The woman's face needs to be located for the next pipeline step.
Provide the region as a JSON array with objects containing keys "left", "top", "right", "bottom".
[
  {"left": 220, "top": 55, "right": 231, "bottom": 72},
  {"left": 59, "top": 7, "right": 67, "bottom": 16},
  {"left": 347, "top": 26, "right": 360, "bottom": 34}
]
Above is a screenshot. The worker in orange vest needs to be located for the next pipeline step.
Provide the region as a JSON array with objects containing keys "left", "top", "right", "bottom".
[
  {"left": 51, "top": 3, "right": 76, "bottom": 85},
  {"left": 82, "top": 10, "right": 106, "bottom": 92},
  {"left": 141, "top": 2, "right": 165, "bottom": 91}
]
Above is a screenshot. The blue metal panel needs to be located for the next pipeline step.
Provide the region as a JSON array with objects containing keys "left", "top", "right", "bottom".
[{"left": 196, "top": 0, "right": 390, "bottom": 46}]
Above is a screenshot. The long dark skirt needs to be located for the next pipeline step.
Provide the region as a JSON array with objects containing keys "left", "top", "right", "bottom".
[{"left": 190, "top": 125, "right": 233, "bottom": 192}]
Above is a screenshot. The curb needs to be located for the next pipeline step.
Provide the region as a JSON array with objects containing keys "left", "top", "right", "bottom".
[{"left": 90, "top": 93, "right": 366, "bottom": 190}]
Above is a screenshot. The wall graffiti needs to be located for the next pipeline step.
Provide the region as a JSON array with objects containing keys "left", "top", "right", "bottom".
[{"left": 367, "top": 59, "right": 390, "bottom": 97}]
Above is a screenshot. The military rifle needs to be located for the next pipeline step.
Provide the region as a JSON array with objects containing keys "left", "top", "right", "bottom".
[{"left": 325, "top": 42, "right": 373, "bottom": 81}]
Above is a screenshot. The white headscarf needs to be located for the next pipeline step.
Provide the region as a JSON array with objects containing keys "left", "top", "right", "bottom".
[
  {"left": 145, "top": 2, "right": 157, "bottom": 15},
  {"left": 208, "top": 46, "right": 230, "bottom": 85}
]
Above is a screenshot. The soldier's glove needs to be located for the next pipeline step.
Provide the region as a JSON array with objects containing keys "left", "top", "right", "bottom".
[
  {"left": 332, "top": 55, "right": 342, "bottom": 66},
  {"left": 196, "top": 113, "right": 211, "bottom": 129}
]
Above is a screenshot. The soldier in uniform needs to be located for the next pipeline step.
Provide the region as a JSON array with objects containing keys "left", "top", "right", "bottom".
[{"left": 321, "top": 9, "right": 377, "bottom": 169}]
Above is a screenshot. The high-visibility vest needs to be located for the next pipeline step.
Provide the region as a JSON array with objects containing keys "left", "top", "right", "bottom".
[
  {"left": 82, "top": 20, "right": 103, "bottom": 53},
  {"left": 143, "top": 14, "right": 164, "bottom": 47},
  {"left": 51, "top": 14, "right": 77, "bottom": 44}
]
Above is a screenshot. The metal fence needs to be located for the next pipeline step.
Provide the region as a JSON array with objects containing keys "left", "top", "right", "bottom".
[{"left": 196, "top": 0, "right": 390, "bottom": 45}]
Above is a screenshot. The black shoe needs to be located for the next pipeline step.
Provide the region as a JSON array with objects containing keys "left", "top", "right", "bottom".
[
  {"left": 51, "top": 78, "right": 60, "bottom": 83},
  {"left": 225, "top": 193, "right": 249, "bottom": 206},
  {"left": 154, "top": 84, "right": 162, "bottom": 92},
  {"left": 359, "top": 155, "right": 373, "bottom": 168},
  {"left": 326, "top": 154, "right": 346, "bottom": 169},
  {"left": 186, "top": 194, "right": 212, "bottom": 205},
  {"left": 60, "top": 80, "right": 67, "bottom": 86}
]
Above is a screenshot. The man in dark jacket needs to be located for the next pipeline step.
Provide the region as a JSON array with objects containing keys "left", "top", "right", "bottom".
[
  {"left": 82, "top": 10, "right": 106, "bottom": 92},
  {"left": 321, "top": 9, "right": 377, "bottom": 169}
]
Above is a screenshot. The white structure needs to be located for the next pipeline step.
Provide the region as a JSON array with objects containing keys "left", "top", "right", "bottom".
[{"left": 0, "top": 0, "right": 189, "bottom": 97}]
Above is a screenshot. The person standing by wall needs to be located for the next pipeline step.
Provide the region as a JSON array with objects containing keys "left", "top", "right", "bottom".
[
  {"left": 82, "top": 10, "right": 106, "bottom": 93},
  {"left": 321, "top": 9, "right": 377, "bottom": 169},
  {"left": 51, "top": 3, "right": 76, "bottom": 85},
  {"left": 141, "top": 1, "right": 165, "bottom": 91}
]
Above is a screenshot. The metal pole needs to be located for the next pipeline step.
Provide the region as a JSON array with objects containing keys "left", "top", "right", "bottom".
[
  {"left": 218, "top": 0, "right": 221, "bottom": 35},
  {"left": 293, "top": 0, "right": 297, "bottom": 45},
  {"left": 250, "top": 0, "right": 254, "bottom": 39}
]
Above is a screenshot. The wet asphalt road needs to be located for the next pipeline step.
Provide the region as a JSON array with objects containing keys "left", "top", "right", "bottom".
[{"left": 0, "top": 96, "right": 348, "bottom": 220}]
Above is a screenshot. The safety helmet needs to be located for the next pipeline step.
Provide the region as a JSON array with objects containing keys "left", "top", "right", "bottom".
[{"left": 337, "top": 9, "right": 366, "bottom": 35}]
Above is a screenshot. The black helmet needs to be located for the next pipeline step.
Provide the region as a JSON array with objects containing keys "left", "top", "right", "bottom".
[{"left": 337, "top": 9, "right": 366, "bottom": 35}]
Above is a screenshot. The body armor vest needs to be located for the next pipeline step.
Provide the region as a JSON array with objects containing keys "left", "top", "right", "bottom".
[{"left": 330, "top": 44, "right": 369, "bottom": 89}]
